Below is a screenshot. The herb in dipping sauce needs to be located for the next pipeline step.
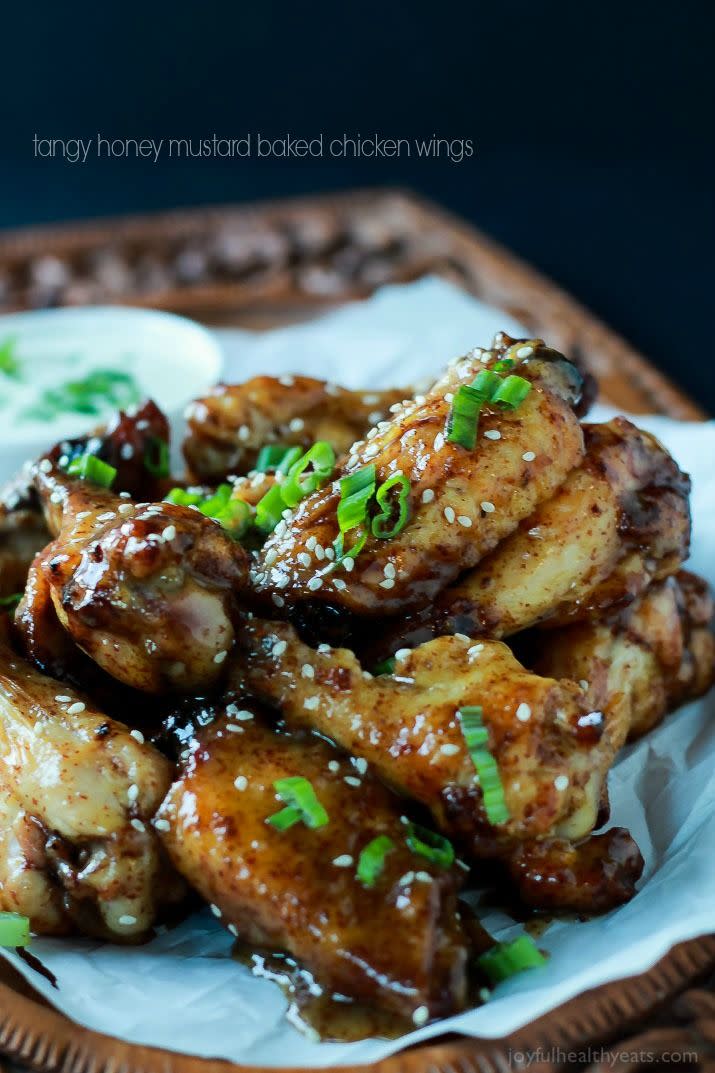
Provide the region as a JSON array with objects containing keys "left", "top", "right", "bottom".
[
  {"left": 0, "top": 338, "right": 21, "bottom": 380},
  {"left": 22, "top": 368, "right": 141, "bottom": 422}
]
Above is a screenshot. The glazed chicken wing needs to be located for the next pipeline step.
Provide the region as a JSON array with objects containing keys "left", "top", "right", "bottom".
[
  {"left": 372, "top": 417, "right": 691, "bottom": 655},
  {"left": 236, "top": 620, "right": 611, "bottom": 859},
  {"left": 255, "top": 337, "right": 586, "bottom": 618},
  {"left": 0, "top": 626, "right": 181, "bottom": 938},
  {"left": 184, "top": 376, "right": 405, "bottom": 483},
  {"left": 156, "top": 703, "right": 468, "bottom": 1022},
  {"left": 0, "top": 484, "right": 48, "bottom": 600},
  {"left": 15, "top": 405, "right": 251, "bottom": 693},
  {"left": 529, "top": 570, "right": 715, "bottom": 750}
]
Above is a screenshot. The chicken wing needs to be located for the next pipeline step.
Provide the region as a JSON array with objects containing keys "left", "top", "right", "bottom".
[
  {"left": 156, "top": 702, "right": 468, "bottom": 1022},
  {"left": 529, "top": 570, "right": 715, "bottom": 750},
  {"left": 235, "top": 619, "right": 611, "bottom": 860},
  {"left": 255, "top": 336, "right": 586, "bottom": 618},
  {"left": 0, "top": 485, "right": 48, "bottom": 600},
  {"left": 183, "top": 376, "right": 405, "bottom": 483},
  {"left": 0, "top": 627, "right": 181, "bottom": 938},
  {"left": 370, "top": 417, "right": 691, "bottom": 655}
]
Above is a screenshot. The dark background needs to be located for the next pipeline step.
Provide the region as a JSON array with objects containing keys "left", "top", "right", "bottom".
[{"left": 2, "top": 1, "right": 713, "bottom": 410}]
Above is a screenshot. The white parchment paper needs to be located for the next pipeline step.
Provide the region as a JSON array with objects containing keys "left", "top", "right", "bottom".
[{"left": 2, "top": 278, "right": 714, "bottom": 1067}]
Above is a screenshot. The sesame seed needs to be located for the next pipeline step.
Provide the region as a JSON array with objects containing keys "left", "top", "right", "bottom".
[
  {"left": 516, "top": 345, "right": 534, "bottom": 358},
  {"left": 395, "top": 648, "right": 411, "bottom": 660},
  {"left": 301, "top": 664, "right": 315, "bottom": 678},
  {"left": 354, "top": 758, "right": 368, "bottom": 775},
  {"left": 162, "top": 525, "right": 177, "bottom": 542},
  {"left": 440, "top": 743, "right": 460, "bottom": 756},
  {"left": 234, "top": 776, "right": 248, "bottom": 791},
  {"left": 484, "top": 429, "right": 501, "bottom": 440},
  {"left": 279, "top": 374, "right": 295, "bottom": 386},
  {"left": 213, "top": 650, "right": 228, "bottom": 664},
  {"left": 579, "top": 680, "right": 589, "bottom": 691},
  {"left": 317, "top": 643, "right": 331, "bottom": 653},
  {"left": 75, "top": 511, "right": 91, "bottom": 521},
  {"left": 224, "top": 724, "right": 243, "bottom": 733},
  {"left": 481, "top": 501, "right": 496, "bottom": 513},
  {"left": 130, "top": 729, "right": 145, "bottom": 744},
  {"left": 210, "top": 903, "right": 222, "bottom": 917},
  {"left": 458, "top": 515, "right": 472, "bottom": 527},
  {"left": 343, "top": 557, "right": 355, "bottom": 572},
  {"left": 379, "top": 578, "right": 395, "bottom": 589},
  {"left": 444, "top": 506, "right": 456, "bottom": 523},
  {"left": 399, "top": 871, "right": 415, "bottom": 886},
  {"left": 333, "top": 578, "right": 347, "bottom": 590},
  {"left": 304, "top": 696, "right": 320, "bottom": 710},
  {"left": 307, "top": 576, "right": 323, "bottom": 591},
  {"left": 96, "top": 512, "right": 116, "bottom": 522},
  {"left": 272, "top": 594, "right": 285, "bottom": 608},
  {"left": 118, "top": 503, "right": 134, "bottom": 515},
  {"left": 421, "top": 488, "right": 435, "bottom": 504},
  {"left": 297, "top": 552, "right": 312, "bottom": 567},
  {"left": 118, "top": 914, "right": 137, "bottom": 926},
  {"left": 554, "top": 774, "right": 570, "bottom": 791},
  {"left": 434, "top": 432, "right": 445, "bottom": 451},
  {"left": 119, "top": 491, "right": 132, "bottom": 499},
  {"left": 314, "top": 544, "right": 325, "bottom": 560},
  {"left": 238, "top": 425, "right": 250, "bottom": 442},
  {"left": 228, "top": 923, "right": 239, "bottom": 936},
  {"left": 154, "top": 818, "right": 171, "bottom": 832},
  {"left": 67, "top": 702, "right": 86, "bottom": 715},
  {"left": 325, "top": 546, "right": 335, "bottom": 560},
  {"left": 415, "top": 871, "right": 433, "bottom": 883},
  {"left": 50, "top": 491, "right": 63, "bottom": 504},
  {"left": 412, "top": 1005, "right": 429, "bottom": 1026},
  {"left": 332, "top": 854, "right": 353, "bottom": 867},
  {"left": 328, "top": 760, "right": 340, "bottom": 773},
  {"left": 272, "top": 640, "right": 287, "bottom": 657},
  {"left": 306, "top": 536, "right": 317, "bottom": 550},
  {"left": 384, "top": 562, "right": 396, "bottom": 579},
  {"left": 130, "top": 818, "right": 146, "bottom": 833},
  {"left": 289, "top": 417, "right": 305, "bottom": 432},
  {"left": 127, "top": 784, "right": 139, "bottom": 804},
  {"left": 522, "top": 451, "right": 536, "bottom": 462},
  {"left": 264, "top": 548, "right": 278, "bottom": 566},
  {"left": 516, "top": 703, "right": 532, "bottom": 722},
  {"left": 454, "top": 633, "right": 470, "bottom": 642},
  {"left": 467, "top": 644, "right": 484, "bottom": 659},
  {"left": 55, "top": 694, "right": 72, "bottom": 703},
  {"left": 344, "top": 776, "right": 361, "bottom": 787}
]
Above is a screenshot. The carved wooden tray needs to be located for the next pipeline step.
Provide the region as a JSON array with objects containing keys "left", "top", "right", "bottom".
[{"left": 0, "top": 189, "right": 711, "bottom": 1072}]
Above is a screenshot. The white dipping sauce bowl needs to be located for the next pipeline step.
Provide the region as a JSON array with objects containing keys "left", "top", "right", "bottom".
[{"left": 0, "top": 306, "right": 222, "bottom": 484}]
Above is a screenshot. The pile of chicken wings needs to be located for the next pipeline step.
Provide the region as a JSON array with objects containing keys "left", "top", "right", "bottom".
[{"left": 0, "top": 333, "right": 712, "bottom": 1030}]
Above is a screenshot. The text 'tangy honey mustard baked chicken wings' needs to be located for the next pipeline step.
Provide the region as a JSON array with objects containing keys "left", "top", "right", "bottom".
[
  {"left": 183, "top": 376, "right": 405, "bottom": 484},
  {"left": 156, "top": 702, "right": 468, "bottom": 1023},
  {"left": 529, "top": 570, "right": 715, "bottom": 751},
  {"left": 254, "top": 338, "right": 586, "bottom": 618},
  {"left": 371, "top": 417, "right": 692, "bottom": 656},
  {"left": 0, "top": 623, "right": 181, "bottom": 939},
  {"left": 235, "top": 620, "right": 611, "bottom": 861},
  {"left": 17, "top": 431, "right": 250, "bottom": 695}
]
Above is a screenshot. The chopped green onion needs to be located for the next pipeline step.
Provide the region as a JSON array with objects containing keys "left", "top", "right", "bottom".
[
  {"left": 469, "top": 369, "right": 503, "bottom": 399},
  {"left": 333, "top": 528, "right": 368, "bottom": 564},
  {"left": 270, "top": 776, "right": 329, "bottom": 830},
  {"left": 0, "top": 593, "right": 22, "bottom": 612},
  {"left": 357, "top": 835, "right": 394, "bottom": 887},
  {"left": 66, "top": 453, "right": 117, "bottom": 489},
  {"left": 198, "top": 484, "right": 232, "bottom": 517},
  {"left": 255, "top": 484, "right": 287, "bottom": 534},
  {"left": 256, "top": 444, "right": 294, "bottom": 472},
  {"left": 280, "top": 441, "right": 335, "bottom": 508},
  {"left": 477, "top": 935, "right": 548, "bottom": 983},
  {"left": 446, "top": 384, "right": 483, "bottom": 449},
  {"left": 23, "top": 369, "right": 140, "bottom": 421},
  {"left": 164, "top": 487, "right": 204, "bottom": 508},
  {"left": 490, "top": 375, "right": 532, "bottom": 410},
  {"left": 276, "top": 446, "right": 304, "bottom": 475},
  {"left": 459, "top": 706, "right": 510, "bottom": 825},
  {"left": 372, "top": 657, "right": 396, "bottom": 676},
  {"left": 214, "top": 498, "right": 251, "bottom": 539},
  {"left": 266, "top": 805, "right": 302, "bottom": 831},
  {"left": 0, "top": 912, "right": 30, "bottom": 947},
  {"left": 0, "top": 337, "right": 21, "bottom": 380},
  {"left": 493, "top": 357, "right": 514, "bottom": 372},
  {"left": 333, "top": 465, "right": 376, "bottom": 563},
  {"left": 144, "top": 437, "right": 170, "bottom": 478},
  {"left": 406, "top": 822, "right": 455, "bottom": 868},
  {"left": 371, "top": 474, "right": 411, "bottom": 539}
]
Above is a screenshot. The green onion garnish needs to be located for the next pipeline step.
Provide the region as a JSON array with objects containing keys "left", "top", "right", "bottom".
[
  {"left": 406, "top": 823, "right": 454, "bottom": 868},
  {"left": 0, "top": 912, "right": 30, "bottom": 947},
  {"left": 23, "top": 369, "right": 140, "bottom": 422},
  {"left": 357, "top": 835, "right": 394, "bottom": 887},
  {"left": 164, "top": 487, "right": 204, "bottom": 508},
  {"left": 0, "top": 338, "right": 21, "bottom": 380},
  {"left": 371, "top": 473, "right": 411, "bottom": 539},
  {"left": 490, "top": 375, "right": 531, "bottom": 410},
  {"left": 446, "top": 384, "right": 484, "bottom": 449},
  {"left": 276, "top": 446, "right": 304, "bottom": 475},
  {"left": 165, "top": 484, "right": 251, "bottom": 539},
  {"left": 266, "top": 805, "right": 303, "bottom": 831},
  {"left": 268, "top": 776, "right": 329, "bottom": 830},
  {"left": 477, "top": 935, "right": 548, "bottom": 983},
  {"left": 470, "top": 369, "right": 503, "bottom": 398},
  {"left": 214, "top": 498, "right": 251, "bottom": 539},
  {"left": 333, "top": 464, "right": 376, "bottom": 562},
  {"left": 372, "top": 657, "right": 396, "bottom": 676},
  {"left": 255, "top": 484, "right": 287, "bottom": 534},
  {"left": 493, "top": 357, "right": 514, "bottom": 372},
  {"left": 144, "top": 437, "right": 170, "bottom": 478},
  {"left": 256, "top": 444, "right": 294, "bottom": 472},
  {"left": 280, "top": 441, "right": 335, "bottom": 508},
  {"left": 0, "top": 593, "right": 22, "bottom": 612},
  {"left": 459, "top": 706, "right": 510, "bottom": 825},
  {"left": 66, "top": 453, "right": 117, "bottom": 489}
]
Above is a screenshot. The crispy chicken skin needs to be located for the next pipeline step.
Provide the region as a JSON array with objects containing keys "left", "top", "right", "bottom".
[
  {"left": 17, "top": 440, "right": 250, "bottom": 695},
  {"left": 236, "top": 620, "right": 610, "bottom": 859},
  {"left": 0, "top": 626, "right": 180, "bottom": 938},
  {"left": 530, "top": 571, "right": 715, "bottom": 750},
  {"left": 184, "top": 376, "right": 405, "bottom": 483},
  {"left": 0, "top": 500, "right": 49, "bottom": 600},
  {"left": 372, "top": 418, "right": 691, "bottom": 655},
  {"left": 157, "top": 705, "right": 468, "bottom": 1021},
  {"left": 255, "top": 337, "right": 586, "bottom": 617}
]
